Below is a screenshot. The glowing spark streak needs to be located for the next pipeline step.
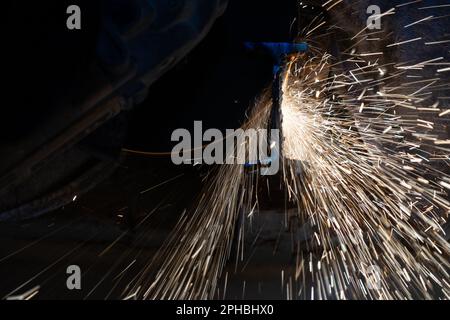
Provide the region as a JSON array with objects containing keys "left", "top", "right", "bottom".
[
  {"left": 396, "top": 0, "right": 422, "bottom": 8},
  {"left": 404, "top": 16, "right": 433, "bottom": 28},
  {"left": 425, "top": 40, "right": 450, "bottom": 45},
  {"left": 419, "top": 4, "right": 450, "bottom": 10},
  {"left": 438, "top": 109, "right": 450, "bottom": 117},
  {"left": 387, "top": 37, "right": 422, "bottom": 47},
  {"left": 437, "top": 67, "right": 450, "bottom": 73}
]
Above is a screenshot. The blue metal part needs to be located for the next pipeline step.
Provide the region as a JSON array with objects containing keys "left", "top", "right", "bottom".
[
  {"left": 244, "top": 41, "right": 308, "bottom": 170},
  {"left": 245, "top": 42, "right": 308, "bottom": 74}
]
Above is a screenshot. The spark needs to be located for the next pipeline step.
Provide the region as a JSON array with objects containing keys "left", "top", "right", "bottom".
[
  {"left": 419, "top": 4, "right": 450, "bottom": 10},
  {"left": 125, "top": 1, "right": 450, "bottom": 301},
  {"left": 438, "top": 67, "right": 450, "bottom": 73},
  {"left": 439, "top": 109, "right": 450, "bottom": 117},
  {"left": 396, "top": 0, "right": 422, "bottom": 8},
  {"left": 404, "top": 16, "right": 433, "bottom": 28},
  {"left": 6, "top": 286, "right": 40, "bottom": 300},
  {"left": 387, "top": 37, "right": 422, "bottom": 48},
  {"left": 425, "top": 40, "right": 450, "bottom": 45}
]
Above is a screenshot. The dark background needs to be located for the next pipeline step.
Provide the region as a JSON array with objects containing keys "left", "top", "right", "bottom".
[
  {"left": 126, "top": 0, "right": 298, "bottom": 152},
  {"left": 0, "top": 0, "right": 302, "bottom": 300},
  {"left": 1, "top": 0, "right": 298, "bottom": 150}
]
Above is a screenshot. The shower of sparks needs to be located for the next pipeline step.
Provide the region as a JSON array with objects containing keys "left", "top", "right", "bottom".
[
  {"left": 280, "top": 52, "right": 449, "bottom": 300},
  {"left": 125, "top": 1, "right": 450, "bottom": 300},
  {"left": 125, "top": 94, "right": 273, "bottom": 299}
]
